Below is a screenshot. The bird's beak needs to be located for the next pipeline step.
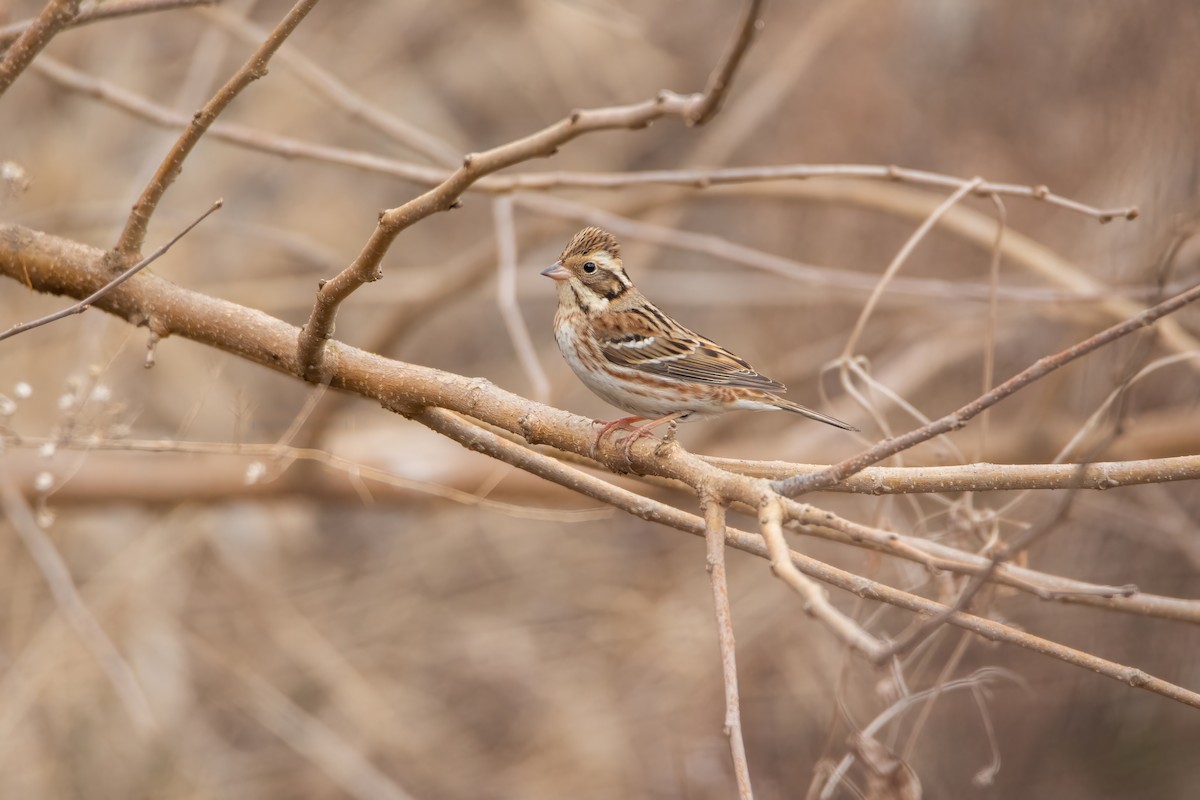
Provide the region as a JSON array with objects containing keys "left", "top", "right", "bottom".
[{"left": 541, "top": 262, "right": 570, "bottom": 281}]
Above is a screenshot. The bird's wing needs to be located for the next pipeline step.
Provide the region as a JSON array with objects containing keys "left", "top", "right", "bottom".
[{"left": 593, "top": 306, "right": 786, "bottom": 391}]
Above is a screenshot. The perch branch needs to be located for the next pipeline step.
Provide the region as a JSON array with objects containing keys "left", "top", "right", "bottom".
[{"left": 4, "top": 225, "right": 1200, "bottom": 709}]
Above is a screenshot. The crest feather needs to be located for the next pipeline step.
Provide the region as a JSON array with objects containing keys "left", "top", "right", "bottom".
[{"left": 561, "top": 227, "right": 619, "bottom": 261}]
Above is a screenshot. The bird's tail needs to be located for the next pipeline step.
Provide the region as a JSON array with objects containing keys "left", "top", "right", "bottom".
[{"left": 773, "top": 397, "right": 858, "bottom": 431}]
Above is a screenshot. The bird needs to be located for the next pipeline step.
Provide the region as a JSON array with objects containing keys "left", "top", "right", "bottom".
[{"left": 541, "top": 226, "right": 856, "bottom": 457}]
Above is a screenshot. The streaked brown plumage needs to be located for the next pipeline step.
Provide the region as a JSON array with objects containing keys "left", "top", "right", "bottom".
[{"left": 542, "top": 227, "right": 856, "bottom": 454}]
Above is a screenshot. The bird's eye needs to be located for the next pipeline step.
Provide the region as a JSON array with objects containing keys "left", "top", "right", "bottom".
[{"left": 582, "top": 261, "right": 597, "bottom": 273}]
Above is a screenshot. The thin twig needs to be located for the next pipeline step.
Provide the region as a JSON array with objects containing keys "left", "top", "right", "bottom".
[
  {"left": 818, "top": 668, "right": 1020, "bottom": 799},
  {"left": 687, "top": 0, "right": 764, "bottom": 125},
  {"left": 492, "top": 195, "right": 550, "bottom": 402},
  {"left": 0, "top": 0, "right": 214, "bottom": 50},
  {"left": 872, "top": 486, "right": 1079, "bottom": 663},
  {"left": 842, "top": 178, "right": 984, "bottom": 357},
  {"left": 0, "top": 0, "right": 79, "bottom": 97},
  {"left": 0, "top": 199, "right": 222, "bottom": 342},
  {"left": 8, "top": 435, "right": 609, "bottom": 523},
  {"left": 114, "top": 0, "right": 319, "bottom": 260},
  {"left": 774, "top": 278, "right": 1200, "bottom": 497},
  {"left": 702, "top": 496, "right": 754, "bottom": 799}
]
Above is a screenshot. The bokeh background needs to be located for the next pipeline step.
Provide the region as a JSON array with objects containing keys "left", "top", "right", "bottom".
[{"left": 2, "top": 1, "right": 1199, "bottom": 797}]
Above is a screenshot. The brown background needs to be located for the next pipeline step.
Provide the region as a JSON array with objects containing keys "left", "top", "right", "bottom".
[{"left": 2, "top": 1, "right": 1199, "bottom": 798}]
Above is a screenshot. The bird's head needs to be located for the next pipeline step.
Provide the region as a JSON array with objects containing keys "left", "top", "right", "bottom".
[{"left": 541, "top": 227, "right": 633, "bottom": 309}]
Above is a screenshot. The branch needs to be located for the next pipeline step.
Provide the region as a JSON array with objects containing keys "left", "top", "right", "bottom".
[
  {"left": 702, "top": 497, "right": 754, "bottom": 799},
  {"left": 703, "top": 455, "right": 1200, "bottom": 493},
  {"left": 758, "top": 499, "right": 888, "bottom": 660},
  {"left": 5, "top": 224, "right": 1200, "bottom": 709},
  {"left": 415, "top": 411, "right": 1200, "bottom": 711},
  {"left": 687, "top": 0, "right": 764, "bottom": 125},
  {"left": 35, "top": 51, "right": 1140, "bottom": 226},
  {"left": 113, "top": 0, "right": 319, "bottom": 260},
  {"left": 0, "top": 199, "right": 221, "bottom": 342},
  {"left": 196, "top": 3, "right": 461, "bottom": 167},
  {"left": 0, "top": 0, "right": 215, "bottom": 50},
  {"left": 294, "top": 0, "right": 768, "bottom": 380},
  {"left": 774, "top": 278, "right": 1200, "bottom": 497},
  {"left": 0, "top": 0, "right": 79, "bottom": 97}
]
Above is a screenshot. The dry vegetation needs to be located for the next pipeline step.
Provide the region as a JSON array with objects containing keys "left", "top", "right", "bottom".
[{"left": 2, "top": 1, "right": 1200, "bottom": 798}]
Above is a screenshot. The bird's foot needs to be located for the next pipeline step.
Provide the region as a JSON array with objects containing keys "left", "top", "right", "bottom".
[{"left": 590, "top": 416, "right": 644, "bottom": 459}]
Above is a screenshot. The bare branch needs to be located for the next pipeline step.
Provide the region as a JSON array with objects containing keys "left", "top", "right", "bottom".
[
  {"left": 293, "top": 4, "right": 769, "bottom": 380},
  {"left": 842, "top": 178, "right": 984, "bottom": 357},
  {"left": 5, "top": 225, "right": 1200, "bottom": 710},
  {"left": 702, "top": 497, "right": 754, "bottom": 799},
  {"left": 759, "top": 500, "right": 888, "bottom": 660},
  {"left": 34, "top": 51, "right": 1139, "bottom": 226},
  {"left": 113, "top": 0, "right": 320, "bottom": 260},
  {"left": 704, "top": 454, "right": 1200, "bottom": 493},
  {"left": 687, "top": 0, "right": 765, "bottom": 125},
  {"left": 0, "top": 199, "right": 222, "bottom": 342},
  {"left": 414, "top": 412, "right": 1200, "bottom": 711},
  {"left": 0, "top": 0, "right": 215, "bottom": 50},
  {"left": 492, "top": 195, "right": 550, "bottom": 402},
  {"left": 0, "top": 0, "right": 79, "bottom": 97},
  {"left": 196, "top": 3, "right": 461, "bottom": 166},
  {"left": 774, "top": 278, "right": 1200, "bottom": 497}
]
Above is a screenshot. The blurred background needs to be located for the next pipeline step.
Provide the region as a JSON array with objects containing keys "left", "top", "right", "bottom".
[{"left": 1, "top": 1, "right": 1199, "bottom": 797}]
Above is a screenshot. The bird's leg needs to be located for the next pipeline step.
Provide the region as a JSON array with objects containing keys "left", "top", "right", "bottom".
[
  {"left": 620, "top": 411, "right": 685, "bottom": 461},
  {"left": 591, "top": 415, "right": 644, "bottom": 458}
]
